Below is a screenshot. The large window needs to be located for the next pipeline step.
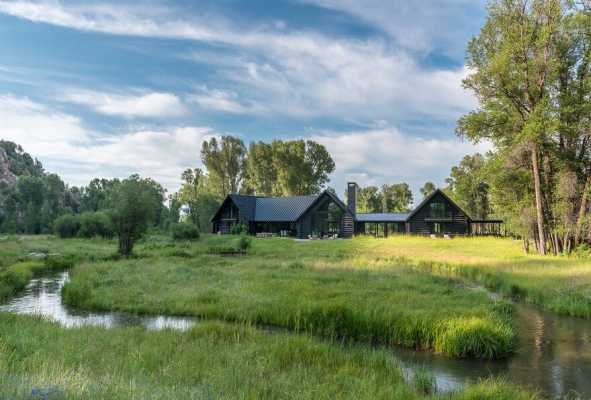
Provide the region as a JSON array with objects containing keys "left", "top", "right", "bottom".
[
  {"left": 312, "top": 200, "right": 343, "bottom": 235},
  {"left": 429, "top": 202, "right": 448, "bottom": 219}
]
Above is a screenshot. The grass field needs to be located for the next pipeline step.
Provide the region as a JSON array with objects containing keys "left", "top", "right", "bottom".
[
  {"left": 0, "top": 314, "right": 532, "bottom": 400},
  {"left": 2, "top": 232, "right": 585, "bottom": 398}
]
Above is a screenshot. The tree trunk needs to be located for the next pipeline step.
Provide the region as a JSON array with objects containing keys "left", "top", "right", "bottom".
[
  {"left": 575, "top": 175, "right": 591, "bottom": 246},
  {"left": 531, "top": 145, "right": 547, "bottom": 255}
]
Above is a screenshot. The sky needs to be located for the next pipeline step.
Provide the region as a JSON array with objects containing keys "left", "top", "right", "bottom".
[{"left": 0, "top": 0, "right": 491, "bottom": 201}]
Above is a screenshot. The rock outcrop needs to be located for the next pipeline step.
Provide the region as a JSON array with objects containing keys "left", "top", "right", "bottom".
[{"left": 0, "top": 147, "right": 17, "bottom": 188}]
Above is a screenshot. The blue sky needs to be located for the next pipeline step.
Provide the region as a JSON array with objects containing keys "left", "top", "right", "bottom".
[{"left": 0, "top": 0, "right": 490, "bottom": 200}]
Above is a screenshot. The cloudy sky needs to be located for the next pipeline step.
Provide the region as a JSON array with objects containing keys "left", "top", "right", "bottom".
[{"left": 0, "top": 0, "right": 490, "bottom": 200}]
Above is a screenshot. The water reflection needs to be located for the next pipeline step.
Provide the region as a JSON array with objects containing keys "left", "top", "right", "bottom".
[
  {"left": 1, "top": 272, "right": 591, "bottom": 399},
  {"left": 0, "top": 272, "right": 196, "bottom": 331}
]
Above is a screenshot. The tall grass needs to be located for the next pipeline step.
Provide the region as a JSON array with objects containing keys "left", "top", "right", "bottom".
[
  {"left": 62, "top": 253, "right": 514, "bottom": 359},
  {"left": 0, "top": 314, "right": 534, "bottom": 400},
  {"left": 0, "top": 256, "right": 74, "bottom": 301}
]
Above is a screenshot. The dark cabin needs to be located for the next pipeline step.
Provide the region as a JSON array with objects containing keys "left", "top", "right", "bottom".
[
  {"left": 210, "top": 183, "right": 503, "bottom": 238},
  {"left": 210, "top": 191, "right": 354, "bottom": 239}
]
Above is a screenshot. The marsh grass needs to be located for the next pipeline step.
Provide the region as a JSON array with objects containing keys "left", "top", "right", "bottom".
[
  {"left": 0, "top": 314, "right": 535, "bottom": 400},
  {"left": 0, "top": 255, "right": 74, "bottom": 301},
  {"left": 62, "top": 245, "right": 514, "bottom": 359}
]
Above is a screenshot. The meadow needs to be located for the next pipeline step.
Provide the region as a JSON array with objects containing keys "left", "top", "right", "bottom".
[{"left": 2, "top": 232, "right": 587, "bottom": 398}]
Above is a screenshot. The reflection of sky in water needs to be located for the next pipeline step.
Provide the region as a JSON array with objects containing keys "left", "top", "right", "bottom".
[
  {"left": 0, "top": 272, "right": 196, "bottom": 331},
  {"left": 2, "top": 272, "right": 591, "bottom": 399}
]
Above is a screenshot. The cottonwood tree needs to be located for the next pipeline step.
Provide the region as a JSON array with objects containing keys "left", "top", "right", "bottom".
[
  {"left": 110, "top": 175, "right": 163, "bottom": 256},
  {"left": 445, "top": 154, "right": 491, "bottom": 220},
  {"left": 381, "top": 183, "right": 413, "bottom": 212},
  {"left": 459, "top": 0, "right": 564, "bottom": 254},
  {"left": 201, "top": 136, "right": 246, "bottom": 198},
  {"left": 420, "top": 182, "right": 436, "bottom": 198},
  {"left": 271, "top": 140, "right": 335, "bottom": 196},
  {"left": 460, "top": 0, "right": 591, "bottom": 254}
]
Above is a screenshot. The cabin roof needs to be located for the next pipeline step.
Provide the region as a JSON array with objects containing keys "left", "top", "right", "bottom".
[{"left": 254, "top": 195, "right": 319, "bottom": 222}]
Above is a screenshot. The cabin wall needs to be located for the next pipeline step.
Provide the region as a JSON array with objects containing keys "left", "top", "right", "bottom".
[
  {"left": 407, "top": 192, "right": 470, "bottom": 235},
  {"left": 297, "top": 194, "right": 352, "bottom": 238},
  {"left": 212, "top": 200, "right": 249, "bottom": 234}
]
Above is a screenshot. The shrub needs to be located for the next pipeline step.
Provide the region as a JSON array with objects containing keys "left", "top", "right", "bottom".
[
  {"left": 231, "top": 223, "right": 248, "bottom": 235},
  {"left": 573, "top": 243, "right": 591, "bottom": 259},
  {"left": 53, "top": 214, "right": 80, "bottom": 238},
  {"left": 78, "top": 212, "right": 114, "bottom": 239},
  {"left": 238, "top": 235, "right": 252, "bottom": 251},
  {"left": 171, "top": 223, "right": 200, "bottom": 241}
]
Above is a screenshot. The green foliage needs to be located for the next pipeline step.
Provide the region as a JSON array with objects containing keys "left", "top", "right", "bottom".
[
  {"left": 171, "top": 223, "right": 200, "bottom": 241},
  {"left": 346, "top": 184, "right": 412, "bottom": 213},
  {"left": 54, "top": 214, "right": 81, "bottom": 238},
  {"left": 78, "top": 212, "right": 114, "bottom": 239},
  {"left": 230, "top": 223, "right": 248, "bottom": 235},
  {"left": 445, "top": 154, "right": 491, "bottom": 219},
  {"left": 0, "top": 315, "right": 534, "bottom": 400},
  {"left": 201, "top": 136, "right": 247, "bottom": 198},
  {"left": 420, "top": 182, "right": 436, "bottom": 197},
  {"left": 110, "top": 175, "right": 164, "bottom": 256},
  {"left": 237, "top": 235, "right": 252, "bottom": 251}
]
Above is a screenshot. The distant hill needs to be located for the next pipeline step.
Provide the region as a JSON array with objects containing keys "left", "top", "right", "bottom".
[{"left": 0, "top": 141, "right": 44, "bottom": 183}]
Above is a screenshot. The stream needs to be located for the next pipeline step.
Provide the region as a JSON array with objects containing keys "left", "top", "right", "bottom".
[{"left": 1, "top": 272, "right": 590, "bottom": 399}]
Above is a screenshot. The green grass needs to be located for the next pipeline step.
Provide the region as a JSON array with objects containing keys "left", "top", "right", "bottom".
[
  {"left": 0, "top": 313, "right": 535, "bottom": 400},
  {"left": 0, "top": 256, "right": 74, "bottom": 301},
  {"left": 61, "top": 236, "right": 514, "bottom": 359}
]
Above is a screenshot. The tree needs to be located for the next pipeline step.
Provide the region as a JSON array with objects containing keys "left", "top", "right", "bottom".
[
  {"left": 445, "top": 154, "right": 491, "bottom": 220},
  {"left": 271, "top": 140, "right": 335, "bottom": 196},
  {"left": 110, "top": 175, "right": 163, "bottom": 256},
  {"left": 381, "top": 183, "right": 413, "bottom": 212},
  {"left": 177, "top": 168, "right": 220, "bottom": 232},
  {"left": 201, "top": 136, "right": 246, "bottom": 198},
  {"left": 420, "top": 182, "right": 436, "bottom": 197},
  {"left": 458, "top": 0, "right": 565, "bottom": 254},
  {"left": 242, "top": 141, "right": 276, "bottom": 196}
]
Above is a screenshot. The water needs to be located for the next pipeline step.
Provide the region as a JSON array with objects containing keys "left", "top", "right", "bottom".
[
  {"left": 0, "top": 272, "right": 196, "bottom": 330},
  {"left": 1, "top": 272, "right": 591, "bottom": 399}
]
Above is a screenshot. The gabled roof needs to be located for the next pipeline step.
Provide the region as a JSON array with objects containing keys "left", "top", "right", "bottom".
[
  {"left": 255, "top": 195, "right": 319, "bottom": 222},
  {"left": 406, "top": 189, "right": 472, "bottom": 221},
  {"left": 211, "top": 190, "right": 351, "bottom": 223},
  {"left": 356, "top": 213, "right": 409, "bottom": 222}
]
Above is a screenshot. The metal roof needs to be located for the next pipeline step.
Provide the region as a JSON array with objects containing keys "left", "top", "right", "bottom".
[
  {"left": 355, "top": 213, "right": 409, "bottom": 222},
  {"left": 254, "top": 195, "right": 319, "bottom": 222}
]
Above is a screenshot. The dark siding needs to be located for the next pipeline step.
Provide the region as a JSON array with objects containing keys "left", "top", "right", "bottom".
[
  {"left": 212, "top": 198, "right": 249, "bottom": 234},
  {"left": 296, "top": 192, "right": 353, "bottom": 238},
  {"left": 407, "top": 191, "right": 470, "bottom": 235}
]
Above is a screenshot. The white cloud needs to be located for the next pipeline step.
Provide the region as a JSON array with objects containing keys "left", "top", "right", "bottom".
[
  {"left": 63, "top": 90, "right": 186, "bottom": 118},
  {"left": 0, "top": 95, "right": 214, "bottom": 190},
  {"left": 311, "top": 127, "right": 491, "bottom": 200},
  {"left": 297, "top": 0, "right": 486, "bottom": 56},
  {"left": 0, "top": 1, "right": 477, "bottom": 122},
  {"left": 188, "top": 88, "right": 264, "bottom": 114}
]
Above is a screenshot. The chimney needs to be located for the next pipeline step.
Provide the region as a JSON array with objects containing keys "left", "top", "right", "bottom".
[{"left": 347, "top": 182, "right": 358, "bottom": 215}]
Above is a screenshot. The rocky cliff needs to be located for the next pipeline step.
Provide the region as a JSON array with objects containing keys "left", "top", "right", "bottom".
[{"left": 0, "top": 147, "right": 17, "bottom": 188}]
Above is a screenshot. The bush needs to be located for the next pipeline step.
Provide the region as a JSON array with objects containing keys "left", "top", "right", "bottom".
[
  {"left": 53, "top": 214, "right": 80, "bottom": 238},
  {"left": 231, "top": 223, "right": 248, "bottom": 235},
  {"left": 171, "top": 223, "right": 200, "bottom": 241},
  {"left": 238, "top": 235, "right": 252, "bottom": 251},
  {"left": 78, "top": 212, "right": 114, "bottom": 239}
]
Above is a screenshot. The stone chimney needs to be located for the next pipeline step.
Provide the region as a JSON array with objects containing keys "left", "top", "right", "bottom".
[{"left": 347, "top": 182, "right": 358, "bottom": 215}]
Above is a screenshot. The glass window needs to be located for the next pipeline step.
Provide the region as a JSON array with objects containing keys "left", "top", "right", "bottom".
[
  {"left": 434, "top": 222, "right": 442, "bottom": 233},
  {"left": 430, "top": 202, "right": 447, "bottom": 218},
  {"left": 312, "top": 199, "right": 343, "bottom": 235}
]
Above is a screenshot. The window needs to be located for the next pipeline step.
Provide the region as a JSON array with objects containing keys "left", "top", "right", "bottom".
[
  {"left": 312, "top": 199, "right": 343, "bottom": 235},
  {"left": 434, "top": 222, "right": 442, "bottom": 234},
  {"left": 430, "top": 202, "right": 447, "bottom": 219}
]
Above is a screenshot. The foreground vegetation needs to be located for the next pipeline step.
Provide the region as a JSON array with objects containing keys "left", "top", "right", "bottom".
[
  {"left": 0, "top": 234, "right": 555, "bottom": 398},
  {"left": 0, "top": 314, "right": 533, "bottom": 400}
]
